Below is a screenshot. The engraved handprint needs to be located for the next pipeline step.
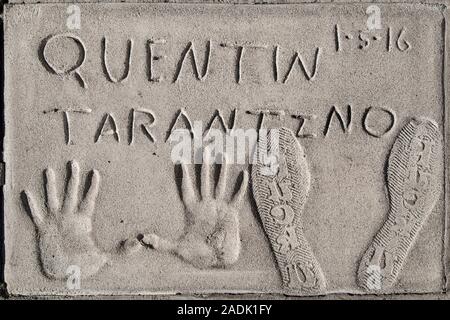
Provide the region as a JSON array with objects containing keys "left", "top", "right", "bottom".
[
  {"left": 22, "top": 160, "right": 108, "bottom": 279},
  {"left": 140, "top": 146, "right": 249, "bottom": 269}
]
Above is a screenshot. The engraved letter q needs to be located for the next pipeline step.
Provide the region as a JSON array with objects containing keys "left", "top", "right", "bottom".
[{"left": 41, "top": 34, "right": 87, "bottom": 88}]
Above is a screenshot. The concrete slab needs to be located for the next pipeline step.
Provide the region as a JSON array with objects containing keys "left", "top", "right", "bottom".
[{"left": 3, "top": 2, "right": 447, "bottom": 296}]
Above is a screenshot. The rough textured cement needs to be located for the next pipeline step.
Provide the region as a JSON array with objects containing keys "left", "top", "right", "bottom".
[
  {"left": 6, "top": 0, "right": 450, "bottom": 5},
  {"left": 2, "top": 1, "right": 450, "bottom": 298}
]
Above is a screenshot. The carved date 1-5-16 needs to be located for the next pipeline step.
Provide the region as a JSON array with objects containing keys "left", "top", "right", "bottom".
[{"left": 335, "top": 25, "right": 411, "bottom": 53}]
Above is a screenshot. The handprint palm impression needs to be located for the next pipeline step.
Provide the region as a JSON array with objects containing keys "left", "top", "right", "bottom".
[
  {"left": 358, "top": 118, "right": 442, "bottom": 292},
  {"left": 137, "top": 146, "right": 249, "bottom": 269},
  {"left": 23, "top": 161, "right": 107, "bottom": 279}
]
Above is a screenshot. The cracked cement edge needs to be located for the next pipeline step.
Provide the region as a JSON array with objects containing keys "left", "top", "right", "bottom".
[
  {"left": 4, "top": 0, "right": 450, "bottom": 5},
  {"left": 0, "top": 284, "right": 447, "bottom": 299},
  {"left": 444, "top": 1, "right": 449, "bottom": 293},
  {"left": 2, "top": 290, "right": 450, "bottom": 300}
]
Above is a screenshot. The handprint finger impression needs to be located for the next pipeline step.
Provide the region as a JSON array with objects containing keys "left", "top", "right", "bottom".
[
  {"left": 139, "top": 145, "right": 249, "bottom": 269},
  {"left": 23, "top": 160, "right": 107, "bottom": 280}
]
